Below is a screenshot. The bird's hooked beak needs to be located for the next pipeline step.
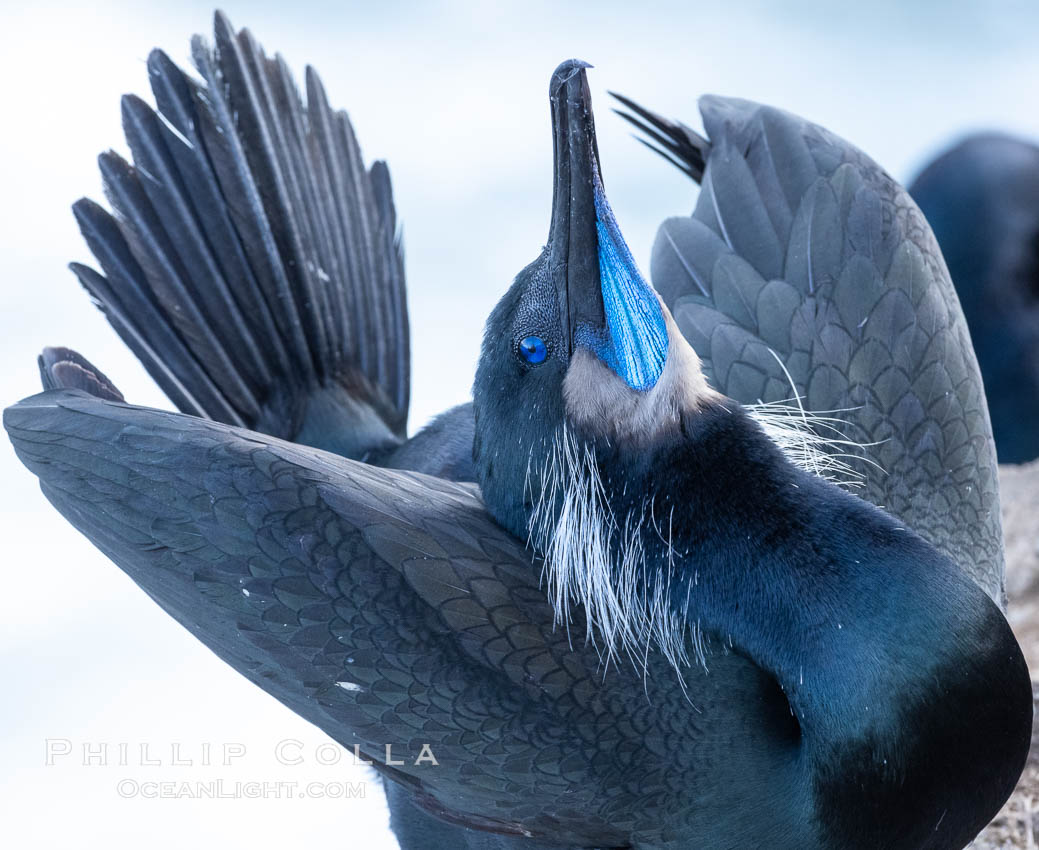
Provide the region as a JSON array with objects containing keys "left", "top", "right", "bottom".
[{"left": 548, "top": 60, "right": 668, "bottom": 392}]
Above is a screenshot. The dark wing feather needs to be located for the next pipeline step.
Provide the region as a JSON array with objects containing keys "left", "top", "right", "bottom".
[
  {"left": 2, "top": 390, "right": 606, "bottom": 843},
  {"left": 38, "top": 347, "right": 124, "bottom": 402},
  {"left": 70, "top": 11, "right": 409, "bottom": 455},
  {"left": 624, "top": 94, "right": 1004, "bottom": 603},
  {"left": 5, "top": 389, "right": 809, "bottom": 848},
  {"left": 610, "top": 92, "right": 709, "bottom": 182}
]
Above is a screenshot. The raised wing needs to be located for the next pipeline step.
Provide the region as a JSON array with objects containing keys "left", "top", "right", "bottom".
[
  {"left": 616, "top": 95, "right": 1004, "bottom": 604},
  {"left": 70, "top": 12, "right": 408, "bottom": 457},
  {"left": 8, "top": 389, "right": 797, "bottom": 847}
]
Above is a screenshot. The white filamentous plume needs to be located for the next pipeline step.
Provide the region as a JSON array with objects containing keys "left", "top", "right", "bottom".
[
  {"left": 744, "top": 399, "right": 882, "bottom": 489},
  {"left": 746, "top": 349, "right": 884, "bottom": 489},
  {"left": 525, "top": 399, "right": 878, "bottom": 676},
  {"left": 525, "top": 424, "right": 694, "bottom": 675}
]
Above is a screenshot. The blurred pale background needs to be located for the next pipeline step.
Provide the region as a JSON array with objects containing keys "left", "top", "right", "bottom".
[{"left": 1, "top": 1, "right": 1038, "bottom": 847}]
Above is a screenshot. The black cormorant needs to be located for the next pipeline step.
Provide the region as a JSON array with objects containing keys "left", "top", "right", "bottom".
[
  {"left": 7, "top": 13, "right": 1031, "bottom": 850},
  {"left": 909, "top": 133, "right": 1039, "bottom": 463}
]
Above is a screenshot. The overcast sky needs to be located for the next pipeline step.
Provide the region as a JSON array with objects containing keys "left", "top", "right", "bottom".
[{"left": 2, "top": 1, "right": 1038, "bottom": 847}]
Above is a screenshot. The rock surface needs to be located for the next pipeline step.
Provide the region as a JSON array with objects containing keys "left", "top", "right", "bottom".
[{"left": 973, "top": 461, "right": 1039, "bottom": 849}]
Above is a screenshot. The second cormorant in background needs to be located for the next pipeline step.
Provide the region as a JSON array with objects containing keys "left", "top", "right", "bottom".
[
  {"left": 7, "top": 13, "right": 1032, "bottom": 850},
  {"left": 909, "top": 133, "right": 1039, "bottom": 463}
]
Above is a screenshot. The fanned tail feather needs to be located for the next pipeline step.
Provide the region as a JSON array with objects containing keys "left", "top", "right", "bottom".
[
  {"left": 610, "top": 91, "right": 710, "bottom": 183},
  {"left": 70, "top": 11, "right": 409, "bottom": 458}
]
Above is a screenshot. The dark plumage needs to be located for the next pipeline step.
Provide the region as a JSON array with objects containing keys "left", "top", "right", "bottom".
[
  {"left": 37, "top": 346, "right": 124, "bottom": 401},
  {"left": 5, "top": 13, "right": 1031, "bottom": 849},
  {"left": 909, "top": 133, "right": 1039, "bottom": 463},
  {"left": 70, "top": 14, "right": 408, "bottom": 453},
  {"left": 616, "top": 95, "right": 1007, "bottom": 604}
]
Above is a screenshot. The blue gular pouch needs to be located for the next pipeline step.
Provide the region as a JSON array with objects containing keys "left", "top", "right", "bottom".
[{"left": 579, "top": 174, "right": 669, "bottom": 392}]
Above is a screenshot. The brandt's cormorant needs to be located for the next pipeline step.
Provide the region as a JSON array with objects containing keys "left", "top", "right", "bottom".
[
  {"left": 909, "top": 133, "right": 1039, "bottom": 463},
  {"left": 7, "top": 13, "right": 1032, "bottom": 850}
]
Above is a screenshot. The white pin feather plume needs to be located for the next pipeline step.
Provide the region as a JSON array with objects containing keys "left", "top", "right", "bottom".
[{"left": 525, "top": 390, "right": 879, "bottom": 676}]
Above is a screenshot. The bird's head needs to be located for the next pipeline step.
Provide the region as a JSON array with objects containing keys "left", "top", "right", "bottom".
[{"left": 473, "top": 61, "right": 718, "bottom": 541}]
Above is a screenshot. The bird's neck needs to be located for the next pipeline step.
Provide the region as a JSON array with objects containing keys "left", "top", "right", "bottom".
[{"left": 573, "top": 401, "right": 1029, "bottom": 848}]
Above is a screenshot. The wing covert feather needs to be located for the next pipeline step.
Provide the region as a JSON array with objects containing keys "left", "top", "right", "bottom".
[
  {"left": 8, "top": 389, "right": 783, "bottom": 845},
  {"left": 649, "top": 97, "right": 1004, "bottom": 602}
]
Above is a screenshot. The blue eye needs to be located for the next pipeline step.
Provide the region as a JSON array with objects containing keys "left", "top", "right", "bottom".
[{"left": 518, "top": 335, "right": 547, "bottom": 365}]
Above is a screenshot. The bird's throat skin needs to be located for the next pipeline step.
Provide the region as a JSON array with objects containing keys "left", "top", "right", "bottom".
[{"left": 547, "top": 60, "right": 669, "bottom": 394}]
